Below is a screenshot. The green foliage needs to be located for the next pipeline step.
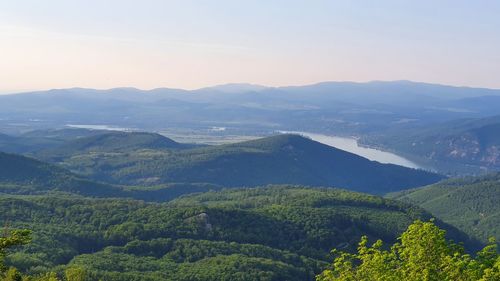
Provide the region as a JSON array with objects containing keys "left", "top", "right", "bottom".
[
  {"left": 0, "top": 186, "right": 445, "bottom": 280},
  {"left": 64, "top": 267, "right": 87, "bottom": 281},
  {"left": 3, "top": 267, "right": 22, "bottom": 281},
  {"left": 317, "top": 220, "right": 500, "bottom": 281},
  {"left": 36, "top": 134, "right": 443, "bottom": 194},
  {"left": 0, "top": 230, "right": 31, "bottom": 272},
  {"left": 363, "top": 117, "right": 500, "bottom": 174},
  {"left": 390, "top": 173, "right": 500, "bottom": 245},
  {"left": 35, "top": 131, "right": 186, "bottom": 161},
  {"left": 0, "top": 151, "right": 221, "bottom": 201}
]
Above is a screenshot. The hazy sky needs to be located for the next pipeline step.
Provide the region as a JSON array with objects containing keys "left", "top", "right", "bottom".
[{"left": 1, "top": 0, "right": 499, "bottom": 93}]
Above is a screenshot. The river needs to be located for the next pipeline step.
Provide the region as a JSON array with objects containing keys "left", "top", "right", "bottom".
[{"left": 280, "top": 131, "right": 421, "bottom": 169}]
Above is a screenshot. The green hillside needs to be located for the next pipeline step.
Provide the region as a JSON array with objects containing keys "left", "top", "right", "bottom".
[
  {"left": 0, "top": 151, "right": 137, "bottom": 197},
  {"left": 35, "top": 131, "right": 188, "bottom": 161},
  {"left": 0, "top": 186, "right": 462, "bottom": 281},
  {"left": 389, "top": 172, "right": 500, "bottom": 244},
  {"left": 40, "top": 134, "right": 443, "bottom": 194},
  {"left": 363, "top": 116, "right": 500, "bottom": 174},
  {"left": 0, "top": 151, "right": 219, "bottom": 201},
  {"left": 20, "top": 128, "right": 107, "bottom": 140},
  {"left": 0, "top": 133, "right": 58, "bottom": 154},
  {"left": 0, "top": 128, "right": 107, "bottom": 154}
]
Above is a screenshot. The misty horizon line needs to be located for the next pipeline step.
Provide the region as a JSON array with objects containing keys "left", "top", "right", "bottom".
[{"left": 2, "top": 79, "right": 500, "bottom": 96}]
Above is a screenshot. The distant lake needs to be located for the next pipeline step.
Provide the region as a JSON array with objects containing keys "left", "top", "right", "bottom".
[{"left": 280, "top": 131, "right": 421, "bottom": 169}]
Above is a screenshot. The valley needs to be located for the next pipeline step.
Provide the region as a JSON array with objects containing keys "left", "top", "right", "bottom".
[
  {"left": 0, "top": 82, "right": 499, "bottom": 280},
  {"left": 2, "top": 2, "right": 500, "bottom": 280}
]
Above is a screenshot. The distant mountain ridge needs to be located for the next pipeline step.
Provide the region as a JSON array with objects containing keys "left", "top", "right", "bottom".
[
  {"left": 196, "top": 83, "right": 270, "bottom": 94},
  {"left": 2, "top": 80, "right": 500, "bottom": 136},
  {"left": 5, "top": 80, "right": 500, "bottom": 97},
  {"left": 3, "top": 80, "right": 500, "bottom": 176}
]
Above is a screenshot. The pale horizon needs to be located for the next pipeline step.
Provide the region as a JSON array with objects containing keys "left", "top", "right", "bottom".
[
  {"left": 3, "top": 79, "right": 500, "bottom": 95},
  {"left": 1, "top": 1, "right": 499, "bottom": 93}
]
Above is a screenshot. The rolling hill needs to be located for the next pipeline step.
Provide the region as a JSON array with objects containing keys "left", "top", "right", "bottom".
[
  {"left": 0, "top": 151, "right": 219, "bottom": 201},
  {"left": 35, "top": 131, "right": 189, "bottom": 161},
  {"left": 0, "top": 151, "right": 128, "bottom": 196},
  {"left": 0, "top": 128, "right": 109, "bottom": 154},
  {"left": 38, "top": 133, "right": 444, "bottom": 194},
  {"left": 0, "top": 186, "right": 469, "bottom": 280},
  {"left": 363, "top": 115, "right": 500, "bottom": 174},
  {"left": 388, "top": 172, "right": 500, "bottom": 244}
]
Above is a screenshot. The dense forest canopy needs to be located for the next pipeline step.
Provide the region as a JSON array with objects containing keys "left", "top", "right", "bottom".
[
  {"left": 389, "top": 173, "right": 500, "bottom": 245},
  {"left": 0, "top": 129, "right": 497, "bottom": 280},
  {"left": 0, "top": 186, "right": 468, "bottom": 281},
  {"left": 30, "top": 133, "right": 443, "bottom": 194},
  {"left": 2, "top": 221, "right": 498, "bottom": 281}
]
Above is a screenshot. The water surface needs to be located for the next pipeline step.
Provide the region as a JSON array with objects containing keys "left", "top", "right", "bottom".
[{"left": 281, "top": 131, "right": 421, "bottom": 169}]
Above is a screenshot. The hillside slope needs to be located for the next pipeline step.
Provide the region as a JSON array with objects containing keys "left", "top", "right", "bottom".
[
  {"left": 42, "top": 134, "right": 444, "bottom": 194},
  {"left": 389, "top": 173, "right": 500, "bottom": 244},
  {"left": 0, "top": 151, "right": 219, "bottom": 201},
  {"left": 35, "top": 131, "right": 188, "bottom": 161},
  {"left": 0, "top": 151, "right": 129, "bottom": 196},
  {"left": 364, "top": 115, "right": 500, "bottom": 174},
  {"left": 0, "top": 128, "right": 109, "bottom": 154},
  {"left": 0, "top": 186, "right": 466, "bottom": 280}
]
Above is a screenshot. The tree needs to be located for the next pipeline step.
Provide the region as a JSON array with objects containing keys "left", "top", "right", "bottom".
[
  {"left": 65, "top": 267, "right": 87, "bottom": 281},
  {"left": 0, "top": 230, "right": 31, "bottom": 273},
  {"left": 3, "top": 268, "right": 22, "bottom": 281},
  {"left": 317, "top": 220, "right": 500, "bottom": 281}
]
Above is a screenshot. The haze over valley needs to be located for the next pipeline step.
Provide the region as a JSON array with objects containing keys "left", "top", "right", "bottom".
[{"left": 1, "top": 1, "right": 499, "bottom": 280}]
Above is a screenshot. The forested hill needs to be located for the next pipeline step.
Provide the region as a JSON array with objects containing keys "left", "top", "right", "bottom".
[
  {"left": 35, "top": 131, "right": 189, "bottom": 161},
  {"left": 0, "top": 128, "right": 109, "bottom": 154},
  {"left": 0, "top": 151, "right": 219, "bottom": 200},
  {"left": 0, "top": 151, "right": 128, "bottom": 196},
  {"left": 363, "top": 115, "right": 500, "bottom": 174},
  {"left": 0, "top": 186, "right": 470, "bottom": 280},
  {"left": 0, "top": 151, "right": 74, "bottom": 186},
  {"left": 389, "top": 172, "right": 500, "bottom": 244},
  {"left": 38, "top": 133, "right": 444, "bottom": 194}
]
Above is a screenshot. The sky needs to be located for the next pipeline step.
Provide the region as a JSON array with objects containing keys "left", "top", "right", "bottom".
[{"left": 1, "top": 0, "right": 499, "bottom": 93}]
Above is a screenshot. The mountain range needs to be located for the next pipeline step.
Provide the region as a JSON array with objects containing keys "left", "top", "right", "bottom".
[
  {"left": 1, "top": 81, "right": 499, "bottom": 280},
  {"left": 2, "top": 81, "right": 500, "bottom": 135},
  {"left": 0, "top": 126, "right": 496, "bottom": 280}
]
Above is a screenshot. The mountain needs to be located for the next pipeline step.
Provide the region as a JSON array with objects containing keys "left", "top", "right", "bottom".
[
  {"left": 388, "top": 173, "right": 500, "bottom": 244},
  {"left": 20, "top": 127, "right": 108, "bottom": 140},
  {"left": 362, "top": 115, "right": 500, "bottom": 174},
  {"left": 196, "top": 83, "right": 269, "bottom": 94},
  {"left": 0, "top": 151, "right": 219, "bottom": 201},
  {"left": 0, "top": 132, "right": 54, "bottom": 154},
  {"left": 0, "top": 151, "right": 128, "bottom": 196},
  {"left": 0, "top": 128, "right": 109, "bottom": 154},
  {"left": 38, "top": 133, "right": 444, "bottom": 194},
  {"left": 0, "top": 151, "right": 72, "bottom": 185},
  {"left": 2, "top": 81, "right": 500, "bottom": 140},
  {"left": 35, "top": 131, "right": 188, "bottom": 161},
  {"left": 0, "top": 186, "right": 469, "bottom": 280}
]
